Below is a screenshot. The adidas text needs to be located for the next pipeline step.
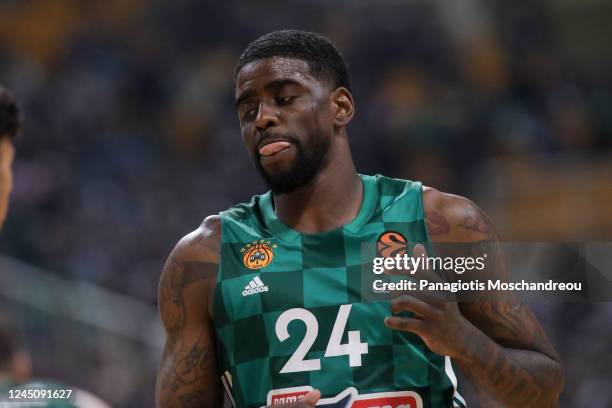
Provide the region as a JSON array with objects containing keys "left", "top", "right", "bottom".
[{"left": 242, "top": 276, "right": 269, "bottom": 296}]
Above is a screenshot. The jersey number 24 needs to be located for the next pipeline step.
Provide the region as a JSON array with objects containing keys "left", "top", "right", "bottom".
[{"left": 275, "top": 304, "right": 369, "bottom": 374}]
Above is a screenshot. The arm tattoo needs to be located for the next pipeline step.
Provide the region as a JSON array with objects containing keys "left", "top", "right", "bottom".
[
  {"left": 159, "top": 331, "right": 218, "bottom": 406},
  {"left": 157, "top": 252, "right": 221, "bottom": 407},
  {"left": 159, "top": 259, "right": 217, "bottom": 343},
  {"left": 158, "top": 357, "right": 183, "bottom": 403},
  {"left": 425, "top": 211, "right": 450, "bottom": 235},
  {"left": 426, "top": 198, "right": 563, "bottom": 405},
  {"left": 176, "top": 333, "right": 212, "bottom": 384},
  {"left": 458, "top": 205, "right": 490, "bottom": 236},
  {"left": 159, "top": 256, "right": 187, "bottom": 343},
  {"left": 466, "top": 300, "right": 557, "bottom": 358},
  {"left": 430, "top": 204, "right": 556, "bottom": 353},
  {"left": 179, "top": 390, "right": 216, "bottom": 408}
]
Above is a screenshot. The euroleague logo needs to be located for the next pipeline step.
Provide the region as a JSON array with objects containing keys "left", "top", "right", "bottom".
[
  {"left": 241, "top": 239, "right": 277, "bottom": 269},
  {"left": 377, "top": 231, "right": 408, "bottom": 258}
]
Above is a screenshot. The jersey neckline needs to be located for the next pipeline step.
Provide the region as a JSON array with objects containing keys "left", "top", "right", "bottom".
[{"left": 259, "top": 174, "right": 378, "bottom": 242}]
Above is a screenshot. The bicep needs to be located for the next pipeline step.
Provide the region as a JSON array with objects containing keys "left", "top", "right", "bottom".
[{"left": 156, "top": 249, "right": 222, "bottom": 408}]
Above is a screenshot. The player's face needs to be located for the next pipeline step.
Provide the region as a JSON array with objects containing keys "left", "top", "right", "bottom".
[
  {"left": 0, "top": 136, "right": 15, "bottom": 230},
  {"left": 235, "top": 57, "right": 335, "bottom": 194}
]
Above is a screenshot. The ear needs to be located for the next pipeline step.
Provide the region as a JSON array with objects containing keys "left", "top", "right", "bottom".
[{"left": 331, "top": 87, "right": 354, "bottom": 127}]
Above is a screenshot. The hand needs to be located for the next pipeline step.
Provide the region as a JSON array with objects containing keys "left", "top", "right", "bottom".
[
  {"left": 383, "top": 245, "right": 475, "bottom": 358},
  {"left": 263, "top": 389, "right": 321, "bottom": 407},
  {"left": 384, "top": 294, "right": 475, "bottom": 357}
]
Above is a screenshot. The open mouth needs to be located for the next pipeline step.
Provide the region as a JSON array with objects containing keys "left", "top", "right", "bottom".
[{"left": 258, "top": 140, "right": 293, "bottom": 157}]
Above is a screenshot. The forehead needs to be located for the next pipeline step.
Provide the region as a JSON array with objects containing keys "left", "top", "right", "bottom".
[{"left": 235, "top": 57, "right": 316, "bottom": 93}]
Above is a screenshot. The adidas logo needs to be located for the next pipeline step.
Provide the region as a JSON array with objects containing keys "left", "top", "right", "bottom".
[{"left": 242, "top": 276, "right": 269, "bottom": 297}]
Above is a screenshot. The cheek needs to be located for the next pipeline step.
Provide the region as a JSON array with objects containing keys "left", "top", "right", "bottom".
[
  {"left": 304, "top": 101, "right": 334, "bottom": 134},
  {"left": 288, "top": 99, "right": 323, "bottom": 129},
  {"left": 309, "top": 96, "right": 334, "bottom": 122},
  {"left": 240, "top": 125, "right": 257, "bottom": 154}
]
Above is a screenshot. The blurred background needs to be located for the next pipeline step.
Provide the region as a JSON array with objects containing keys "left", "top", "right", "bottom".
[{"left": 0, "top": 0, "right": 611, "bottom": 406}]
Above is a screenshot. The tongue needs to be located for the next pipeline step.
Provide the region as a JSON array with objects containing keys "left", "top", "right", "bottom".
[{"left": 259, "top": 141, "right": 291, "bottom": 157}]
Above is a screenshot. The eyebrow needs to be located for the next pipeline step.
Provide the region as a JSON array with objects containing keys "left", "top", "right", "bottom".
[
  {"left": 235, "top": 89, "right": 256, "bottom": 110},
  {"left": 235, "top": 78, "right": 303, "bottom": 110}
]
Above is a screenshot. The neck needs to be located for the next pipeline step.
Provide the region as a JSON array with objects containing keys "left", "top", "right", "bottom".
[{"left": 273, "top": 149, "right": 362, "bottom": 234}]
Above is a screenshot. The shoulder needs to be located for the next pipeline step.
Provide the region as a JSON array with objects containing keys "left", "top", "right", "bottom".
[
  {"left": 159, "top": 216, "right": 221, "bottom": 323},
  {"left": 172, "top": 214, "right": 221, "bottom": 264},
  {"left": 422, "top": 186, "right": 498, "bottom": 243}
]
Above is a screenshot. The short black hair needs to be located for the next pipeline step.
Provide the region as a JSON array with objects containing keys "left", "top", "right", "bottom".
[
  {"left": 235, "top": 29, "right": 350, "bottom": 91},
  {"left": 0, "top": 85, "right": 22, "bottom": 142}
]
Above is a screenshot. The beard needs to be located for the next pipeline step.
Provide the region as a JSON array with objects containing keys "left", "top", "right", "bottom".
[{"left": 254, "top": 134, "right": 330, "bottom": 195}]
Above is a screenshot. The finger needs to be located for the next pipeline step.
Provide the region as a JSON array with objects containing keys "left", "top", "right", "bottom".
[
  {"left": 391, "top": 294, "right": 441, "bottom": 319},
  {"left": 384, "top": 316, "right": 425, "bottom": 334},
  {"left": 298, "top": 389, "right": 321, "bottom": 405}
]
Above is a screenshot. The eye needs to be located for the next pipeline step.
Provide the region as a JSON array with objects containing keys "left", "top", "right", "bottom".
[
  {"left": 242, "top": 107, "right": 258, "bottom": 121},
  {"left": 276, "top": 95, "right": 296, "bottom": 105}
]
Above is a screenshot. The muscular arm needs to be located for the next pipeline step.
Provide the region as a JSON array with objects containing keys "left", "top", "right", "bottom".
[
  {"left": 423, "top": 188, "right": 565, "bottom": 407},
  {"left": 156, "top": 216, "right": 223, "bottom": 408}
]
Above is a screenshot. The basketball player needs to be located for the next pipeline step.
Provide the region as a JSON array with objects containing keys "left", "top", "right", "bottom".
[
  {"left": 0, "top": 85, "right": 24, "bottom": 396},
  {"left": 156, "top": 31, "right": 564, "bottom": 407},
  {"left": 0, "top": 86, "right": 110, "bottom": 408}
]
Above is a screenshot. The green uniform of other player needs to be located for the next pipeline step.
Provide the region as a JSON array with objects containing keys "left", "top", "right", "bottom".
[{"left": 214, "top": 175, "right": 465, "bottom": 408}]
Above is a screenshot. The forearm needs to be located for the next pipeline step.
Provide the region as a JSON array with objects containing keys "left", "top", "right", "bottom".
[
  {"left": 156, "top": 348, "right": 221, "bottom": 408},
  {"left": 453, "top": 322, "right": 564, "bottom": 407}
]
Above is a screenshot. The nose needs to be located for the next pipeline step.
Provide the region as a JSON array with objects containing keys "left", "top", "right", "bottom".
[{"left": 254, "top": 102, "right": 279, "bottom": 131}]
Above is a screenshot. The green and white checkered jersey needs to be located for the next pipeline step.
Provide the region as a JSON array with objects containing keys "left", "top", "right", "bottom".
[{"left": 214, "top": 174, "right": 466, "bottom": 408}]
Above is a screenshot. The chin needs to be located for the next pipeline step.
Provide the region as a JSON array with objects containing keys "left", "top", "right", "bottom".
[
  {"left": 261, "top": 161, "right": 296, "bottom": 179},
  {"left": 257, "top": 154, "right": 298, "bottom": 180}
]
